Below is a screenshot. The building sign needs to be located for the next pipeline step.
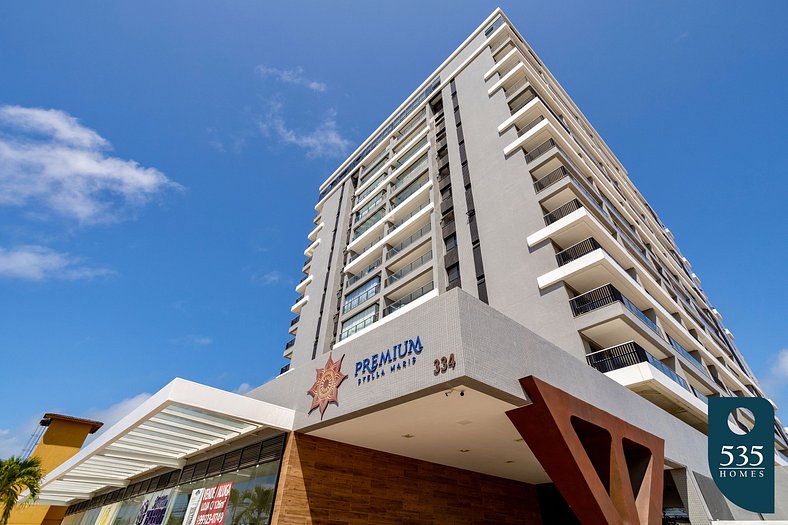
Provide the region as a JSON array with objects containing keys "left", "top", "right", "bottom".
[
  {"left": 307, "top": 353, "right": 347, "bottom": 419},
  {"left": 354, "top": 337, "right": 423, "bottom": 386},
  {"left": 194, "top": 482, "right": 234, "bottom": 525},
  {"left": 134, "top": 490, "right": 173, "bottom": 525},
  {"left": 708, "top": 397, "right": 774, "bottom": 513}
]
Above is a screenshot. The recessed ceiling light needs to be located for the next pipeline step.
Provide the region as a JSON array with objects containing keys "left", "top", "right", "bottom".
[
  {"left": 505, "top": 460, "right": 515, "bottom": 464},
  {"left": 402, "top": 434, "right": 415, "bottom": 439},
  {"left": 459, "top": 449, "right": 470, "bottom": 453}
]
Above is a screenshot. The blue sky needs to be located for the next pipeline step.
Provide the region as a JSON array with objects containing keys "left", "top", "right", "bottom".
[{"left": 1, "top": 1, "right": 786, "bottom": 454}]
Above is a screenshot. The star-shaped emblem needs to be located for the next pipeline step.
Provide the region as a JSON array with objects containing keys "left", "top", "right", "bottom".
[{"left": 307, "top": 353, "right": 347, "bottom": 419}]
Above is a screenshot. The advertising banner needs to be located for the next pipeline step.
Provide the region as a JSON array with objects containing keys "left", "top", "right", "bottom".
[
  {"left": 134, "top": 489, "right": 173, "bottom": 525},
  {"left": 182, "top": 488, "right": 205, "bottom": 525},
  {"left": 91, "top": 502, "right": 120, "bottom": 525},
  {"left": 194, "top": 482, "right": 234, "bottom": 525}
]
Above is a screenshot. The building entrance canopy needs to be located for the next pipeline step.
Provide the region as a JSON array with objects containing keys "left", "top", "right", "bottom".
[{"left": 35, "top": 378, "right": 295, "bottom": 506}]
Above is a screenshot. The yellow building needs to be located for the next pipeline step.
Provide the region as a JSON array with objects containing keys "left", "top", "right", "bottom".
[{"left": 7, "top": 414, "right": 102, "bottom": 525}]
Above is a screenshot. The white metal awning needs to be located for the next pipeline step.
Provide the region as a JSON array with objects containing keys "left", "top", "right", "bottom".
[{"left": 35, "top": 378, "right": 294, "bottom": 506}]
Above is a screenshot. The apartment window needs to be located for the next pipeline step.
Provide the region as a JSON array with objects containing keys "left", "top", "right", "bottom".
[
  {"left": 444, "top": 233, "right": 457, "bottom": 252},
  {"left": 447, "top": 263, "right": 460, "bottom": 284}
]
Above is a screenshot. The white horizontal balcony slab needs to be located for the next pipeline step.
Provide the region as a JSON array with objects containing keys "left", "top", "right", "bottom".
[
  {"left": 483, "top": 47, "right": 518, "bottom": 81},
  {"left": 354, "top": 128, "right": 429, "bottom": 197},
  {"left": 307, "top": 222, "right": 324, "bottom": 241},
  {"left": 503, "top": 118, "right": 550, "bottom": 156},
  {"left": 344, "top": 203, "right": 434, "bottom": 275},
  {"left": 497, "top": 96, "right": 541, "bottom": 134},
  {"left": 296, "top": 274, "right": 313, "bottom": 294},
  {"left": 35, "top": 378, "right": 294, "bottom": 505},
  {"left": 304, "top": 238, "right": 320, "bottom": 257},
  {"left": 291, "top": 294, "right": 309, "bottom": 314},
  {"left": 526, "top": 207, "right": 588, "bottom": 247},
  {"left": 606, "top": 362, "right": 708, "bottom": 420},
  {"left": 487, "top": 61, "right": 527, "bottom": 96}
]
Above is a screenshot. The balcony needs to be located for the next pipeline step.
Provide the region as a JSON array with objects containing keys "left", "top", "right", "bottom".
[
  {"left": 387, "top": 223, "right": 431, "bottom": 259},
  {"left": 343, "top": 284, "right": 380, "bottom": 314},
  {"left": 392, "top": 174, "right": 429, "bottom": 207},
  {"left": 524, "top": 138, "right": 557, "bottom": 164},
  {"left": 570, "top": 284, "right": 661, "bottom": 338},
  {"left": 346, "top": 258, "right": 382, "bottom": 288},
  {"left": 390, "top": 199, "right": 431, "bottom": 232},
  {"left": 533, "top": 166, "right": 569, "bottom": 193},
  {"left": 288, "top": 315, "right": 300, "bottom": 335},
  {"left": 516, "top": 115, "right": 545, "bottom": 137},
  {"left": 291, "top": 294, "right": 308, "bottom": 314},
  {"left": 279, "top": 363, "right": 291, "bottom": 375},
  {"left": 587, "top": 342, "right": 688, "bottom": 390},
  {"left": 544, "top": 198, "right": 583, "bottom": 226},
  {"left": 555, "top": 237, "right": 601, "bottom": 267},
  {"left": 355, "top": 192, "right": 386, "bottom": 222},
  {"left": 384, "top": 281, "right": 434, "bottom": 316},
  {"left": 285, "top": 338, "right": 296, "bottom": 351},
  {"left": 588, "top": 341, "right": 710, "bottom": 431},
  {"left": 386, "top": 250, "right": 432, "bottom": 287}
]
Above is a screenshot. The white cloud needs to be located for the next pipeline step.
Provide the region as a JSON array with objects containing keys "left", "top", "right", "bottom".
[
  {"left": 234, "top": 383, "right": 252, "bottom": 395},
  {"left": 0, "top": 105, "right": 179, "bottom": 224},
  {"left": 256, "top": 65, "right": 327, "bottom": 92},
  {"left": 0, "top": 244, "right": 113, "bottom": 281},
  {"left": 251, "top": 270, "right": 284, "bottom": 286},
  {"left": 259, "top": 103, "right": 351, "bottom": 159},
  {"left": 169, "top": 334, "right": 213, "bottom": 347}
]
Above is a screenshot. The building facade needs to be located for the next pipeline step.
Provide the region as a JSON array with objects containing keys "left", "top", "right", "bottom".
[{"left": 33, "top": 9, "right": 788, "bottom": 525}]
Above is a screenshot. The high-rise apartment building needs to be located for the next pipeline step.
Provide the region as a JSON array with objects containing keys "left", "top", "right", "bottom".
[
  {"left": 283, "top": 10, "right": 786, "bottom": 452},
  {"left": 36, "top": 9, "right": 787, "bottom": 525}
]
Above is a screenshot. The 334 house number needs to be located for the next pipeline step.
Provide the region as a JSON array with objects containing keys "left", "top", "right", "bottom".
[{"left": 434, "top": 353, "right": 457, "bottom": 375}]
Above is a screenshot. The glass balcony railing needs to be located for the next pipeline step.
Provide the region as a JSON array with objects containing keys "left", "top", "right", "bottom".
[
  {"left": 289, "top": 315, "right": 300, "bottom": 327},
  {"left": 586, "top": 341, "right": 690, "bottom": 392},
  {"left": 384, "top": 281, "right": 434, "bottom": 316},
  {"left": 352, "top": 210, "right": 385, "bottom": 240},
  {"left": 348, "top": 234, "right": 384, "bottom": 263},
  {"left": 355, "top": 192, "right": 386, "bottom": 222},
  {"left": 392, "top": 154, "right": 428, "bottom": 191},
  {"left": 386, "top": 251, "right": 432, "bottom": 286},
  {"left": 339, "top": 311, "right": 378, "bottom": 341},
  {"left": 285, "top": 338, "right": 295, "bottom": 350},
  {"left": 343, "top": 285, "right": 380, "bottom": 314},
  {"left": 280, "top": 363, "right": 290, "bottom": 374},
  {"left": 392, "top": 176, "right": 429, "bottom": 207},
  {"left": 347, "top": 258, "right": 382, "bottom": 287},
  {"left": 396, "top": 137, "right": 429, "bottom": 167},
  {"left": 388, "top": 223, "right": 431, "bottom": 259},
  {"left": 357, "top": 174, "right": 385, "bottom": 202},
  {"left": 390, "top": 200, "right": 430, "bottom": 231}
]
